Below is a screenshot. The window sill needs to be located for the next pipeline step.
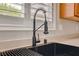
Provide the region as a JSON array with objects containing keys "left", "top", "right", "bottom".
[
  {"left": 0, "top": 27, "right": 55, "bottom": 31},
  {"left": 0, "top": 28, "right": 32, "bottom": 31},
  {"left": 0, "top": 24, "right": 25, "bottom": 27}
]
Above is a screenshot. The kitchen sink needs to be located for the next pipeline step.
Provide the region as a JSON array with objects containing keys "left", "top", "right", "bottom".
[
  {"left": 29, "top": 43, "right": 79, "bottom": 56},
  {"left": 1, "top": 43, "right": 79, "bottom": 56}
]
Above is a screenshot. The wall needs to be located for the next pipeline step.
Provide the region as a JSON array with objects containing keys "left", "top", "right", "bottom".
[{"left": 55, "top": 3, "right": 79, "bottom": 36}]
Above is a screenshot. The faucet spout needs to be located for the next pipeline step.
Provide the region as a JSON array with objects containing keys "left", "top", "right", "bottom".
[{"left": 32, "top": 8, "right": 49, "bottom": 47}]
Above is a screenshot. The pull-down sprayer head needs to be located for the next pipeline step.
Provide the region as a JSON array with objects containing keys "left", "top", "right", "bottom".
[
  {"left": 43, "top": 10, "right": 48, "bottom": 34},
  {"left": 44, "top": 19, "right": 48, "bottom": 34}
]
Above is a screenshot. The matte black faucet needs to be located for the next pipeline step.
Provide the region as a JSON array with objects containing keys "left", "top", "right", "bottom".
[{"left": 32, "top": 8, "right": 49, "bottom": 47}]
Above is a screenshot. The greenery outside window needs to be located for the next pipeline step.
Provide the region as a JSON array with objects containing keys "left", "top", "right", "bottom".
[{"left": 0, "top": 3, "right": 24, "bottom": 17}]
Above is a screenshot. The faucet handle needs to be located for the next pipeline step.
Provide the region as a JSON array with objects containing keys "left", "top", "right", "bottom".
[
  {"left": 36, "top": 40, "right": 40, "bottom": 43},
  {"left": 36, "top": 33, "right": 40, "bottom": 43}
]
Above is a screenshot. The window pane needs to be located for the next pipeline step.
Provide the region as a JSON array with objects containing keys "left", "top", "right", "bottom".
[
  {"left": 31, "top": 3, "right": 52, "bottom": 21},
  {"left": 0, "top": 3, "right": 24, "bottom": 17}
]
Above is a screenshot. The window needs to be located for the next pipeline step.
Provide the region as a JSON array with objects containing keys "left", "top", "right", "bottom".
[
  {"left": 31, "top": 3, "right": 52, "bottom": 21},
  {"left": 0, "top": 3, "right": 24, "bottom": 17}
]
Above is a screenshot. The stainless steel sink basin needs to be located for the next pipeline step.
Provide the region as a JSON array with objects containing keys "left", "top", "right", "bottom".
[{"left": 29, "top": 43, "right": 79, "bottom": 56}]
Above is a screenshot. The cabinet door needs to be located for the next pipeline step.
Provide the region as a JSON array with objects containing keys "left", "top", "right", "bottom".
[
  {"left": 60, "top": 3, "right": 66, "bottom": 18},
  {"left": 74, "top": 4, "right": 79, "bottom": 17},
  {"left": 60, "top": 3, "right": 79, "bottom": 22}
]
